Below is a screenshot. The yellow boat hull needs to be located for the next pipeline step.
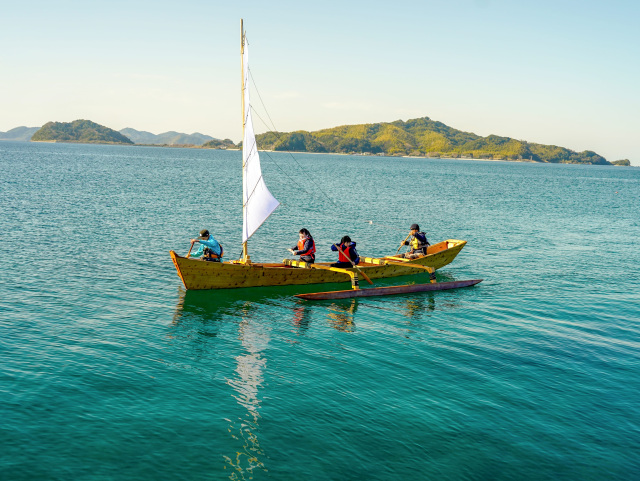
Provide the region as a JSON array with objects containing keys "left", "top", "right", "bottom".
[{"left": 170, "top": 239, "right": 466, "bottom": 290}]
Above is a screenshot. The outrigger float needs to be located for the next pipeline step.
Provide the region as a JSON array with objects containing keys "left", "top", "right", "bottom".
[
  {"left": 169, "top": 21, "right": 482, "bottom": 299},
  {"left": 294, "top": 279, "right": 483, "bottom": 300}
]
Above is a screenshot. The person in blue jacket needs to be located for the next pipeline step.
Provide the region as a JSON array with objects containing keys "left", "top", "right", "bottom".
[
  {"left": 189, "top": 229, "right": 223, "bottom": 262},
  {"left": 330, "top": 235, "right": 360, "bottom": 268}
]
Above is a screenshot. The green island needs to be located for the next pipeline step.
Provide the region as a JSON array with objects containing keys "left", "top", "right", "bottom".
[
  {"left": 12, "top": 117, "right": 633, "bottom": 166},
  {"left": 611, "top": 159, "right": 631, "bottom": 166},
  {"left": 32, "top": 120, "right": 133, "bottom": 145},
  {"left": 250, "top": 117, "right": 612, "bottom": 165},
  {"left": 202, "top": 138, "right": 237, "bottom": 149}
]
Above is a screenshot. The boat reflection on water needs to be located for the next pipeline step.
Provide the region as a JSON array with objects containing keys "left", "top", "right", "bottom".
[
  {"left": 402, "top": 295, "right": 436, "bottom": 320},
  {"left": 171, "top": 285, "right": 295, "bottom": 328},
  {"left": 325, "top": 299, "right": 358, "bottom": 332},
  {"left": 291, "top": 304, "right": 311, "bottom": 334},
  {"left": 168, "top": 275, "right": 469, "bottom": 477},
  {"left": 172, "top": 288, "right": 257, "bottom": 325}
]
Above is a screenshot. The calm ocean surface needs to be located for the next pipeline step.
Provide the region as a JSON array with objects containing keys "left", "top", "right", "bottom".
[{"left": 1, "top": 141, "right": 639, "bottom": 480}]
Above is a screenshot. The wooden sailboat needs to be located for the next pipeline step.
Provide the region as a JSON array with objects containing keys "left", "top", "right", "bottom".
[
  {"left": 169, "top": 21, "right": 471, "bottom": 292},
  {"left": 171, "top": 239, "right": 468, "bottom": 290}
]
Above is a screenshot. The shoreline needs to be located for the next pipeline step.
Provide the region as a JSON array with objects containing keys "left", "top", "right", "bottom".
[{"left": 3, "top": 140, "right": 632, "bottom": 166}]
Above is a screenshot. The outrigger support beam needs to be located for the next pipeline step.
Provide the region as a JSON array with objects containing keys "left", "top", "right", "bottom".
[
  {"left": 384, "top": 256, "right": 414, "bottom": 263},
  {"left": 283, "top": 259, "right": 360, "bottom": 290}
]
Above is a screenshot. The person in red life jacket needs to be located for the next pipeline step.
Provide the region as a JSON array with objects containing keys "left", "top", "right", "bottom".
[
  {"left": 330, "top": 235, "right": 360, "bottom": 268},
  {"left": 288, "top": 228, "right": 316, "bottom": 263}
]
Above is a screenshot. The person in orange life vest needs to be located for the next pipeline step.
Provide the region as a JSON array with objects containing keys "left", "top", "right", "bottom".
[
  {"left": 330, "top": 235, "right": 360, "bottom": 268},
  {"left": 288, "top": 228, "right": 316, "bottom": 263}
]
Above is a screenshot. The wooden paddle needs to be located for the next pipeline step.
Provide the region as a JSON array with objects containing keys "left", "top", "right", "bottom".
[
  {"left": 186, "top": 241, "right": 195, "bottom": 258},
  {"left": 333, "top": 243, "right": 373, "bottom": 285},
  {"left": 396, "top": 233, "right": 412, "bottom": 254}
]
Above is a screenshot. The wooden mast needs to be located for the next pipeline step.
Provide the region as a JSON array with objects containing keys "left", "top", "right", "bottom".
[{"left": 240, "top": 19, "right": 250, "bottom": 264}]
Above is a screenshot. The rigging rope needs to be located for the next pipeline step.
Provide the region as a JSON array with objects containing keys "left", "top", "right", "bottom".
[
  {"left": 249, "top": 69, "right": 340, "bottom": 210},
  {"left": 247, "top": 67, "right": 404, "bottom": 234}
]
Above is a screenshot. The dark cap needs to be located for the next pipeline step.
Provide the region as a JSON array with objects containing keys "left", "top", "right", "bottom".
[
  {"left": 198, "top": 229, "right": 210, "bottom": 239},
  {"left": 410, "top": 224, "right": 420, "bottom": 231}
]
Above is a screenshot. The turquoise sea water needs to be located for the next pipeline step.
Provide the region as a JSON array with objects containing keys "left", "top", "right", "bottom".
[{"left": 1, "top": 141, "right": 639, "bottom": 480}]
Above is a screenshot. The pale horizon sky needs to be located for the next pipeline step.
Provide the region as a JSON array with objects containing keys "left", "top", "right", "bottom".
[{"left": 1, "top": 0, "right": 639, "bottom": 165}]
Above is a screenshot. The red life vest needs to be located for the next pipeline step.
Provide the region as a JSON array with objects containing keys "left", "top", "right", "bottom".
[
  {"left": 338, "top": 243, "right": 353, "bottom": 262},
  {"left": 297, "top": 236, "right": 316, "bottom": 256}
]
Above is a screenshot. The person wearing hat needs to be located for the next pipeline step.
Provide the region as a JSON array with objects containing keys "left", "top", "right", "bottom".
[
  {"left": 189, "top": 229, "right": 223, "bottom": 261},
  {"left": 400, "top": 224, "right": 430, "bottom": 259},
  {"left": 330, "top": 235, "right": 360, "bottom": 268}
]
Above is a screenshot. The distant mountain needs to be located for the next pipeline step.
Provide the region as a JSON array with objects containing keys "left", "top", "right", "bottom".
[
  {"left": 254, "top": 117, "right": 611, "bottom": 165},
  {"left": 32, "top": 120, "right": 133, "bottom": 145},
  {"left": 120, "top": 128, "right": 214, "bottom": 145},
  {"left": 118, "top": 128, "right": 157, "bottom": 144},
  {"left": 0, "top": 126, "right": 40, "bottom": 141}
]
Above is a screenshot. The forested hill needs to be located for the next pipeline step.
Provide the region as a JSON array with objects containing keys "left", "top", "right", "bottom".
[
  {"left": 254, "top": 117, "right": 611, "bottom": 165},
  {"left": 202, "top": 138, "right": 237, "bottom": 149},
  {"left": 32, "top": 120, "right": 133, "bottom": 145}
]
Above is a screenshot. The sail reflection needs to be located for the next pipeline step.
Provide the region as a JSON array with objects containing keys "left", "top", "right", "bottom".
[
  {"left": 171, "top": 290, "right": 270, "bottom": 479},
  {"left": 223, "top": 305, "right": 269, "bottom": 479}
]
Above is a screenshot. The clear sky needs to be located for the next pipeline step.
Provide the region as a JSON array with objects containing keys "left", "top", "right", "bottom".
[{"left": 1, "top": 0, "right": 638, "bottom": 164}]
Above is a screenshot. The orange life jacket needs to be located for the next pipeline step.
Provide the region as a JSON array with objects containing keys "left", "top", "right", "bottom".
[
  {"left": 203, "top": 244, "right": 223, "bottom": 260},
  {"left": 338, "top": 243, "right": 353, "bottom": 262},
  {"left": 297, "top": 236, "right": 316, "bottom": 256}
]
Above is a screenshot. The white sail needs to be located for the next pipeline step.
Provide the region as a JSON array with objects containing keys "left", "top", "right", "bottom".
[{"left": 242, "top": 40, "right": 279, "bottom": 243}]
